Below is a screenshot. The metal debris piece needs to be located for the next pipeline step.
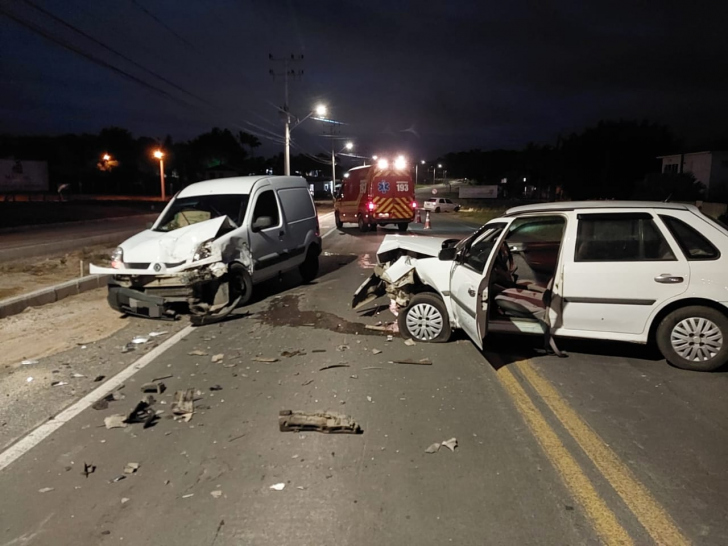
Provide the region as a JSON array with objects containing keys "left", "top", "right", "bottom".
[
  {"left": 104, "top": 415, "right": 127, "bottom": 429},
  {"left": 112, "top": 475, "right": 126, "bottom": 483},
  {"left": 141, "top": 382, "right": 166, "bottom": 394},
  {"left": 83, "top": 462, "right": 96, "bottom": 478},
  {"left": 425, "top": 443, "right": 441, "bottom": 454},
  {"left": 442, "top": 438, "right": 458, "bottom": 451},
  {"left": 269, "top": 483, "right": 285, "bottom": 491},
  {"left": 404, "top": 339, "right": 416, "bottom": 346},
  {"left": 38, "top": 487, "right": 54, "bottom": 493},
  {"left": 281, "top": 350, "right": 304, "bottom": 358},
  {"left": 211, "top": 354, "right": 224, "bottom": 363},
  {"left": 124, "top": 462, "right": 140, "bottom": 474},
  {"left": 252, "top": 357, "right": 279, "bottom": 363},
  {"left": 121, "top": 343, "right": 136, "bottom": 354},
  {"left": 93, "top": 375, "right": 105, "bottom": 382},
  {"left": 210, "top": 490, "right": 222, "bottom": 498},
  {"left": 171, "top": 389, "right": 195, "bottom": 421},
  {"left": 278, "top": 410, "right": 363, "bottom": 434},
  {"left": 51, "top": 381, "right": 68, "bottom": 387},
  {"left": 209, "top": 385, "right": 223, "bottom": 391},
  {"left": 21, "top": 359, "right": 39, "bottom": 366},
  {"left": 391, "top": 359, "right": 432, "bottom": 366},
  {"left": 301, "top": 379, "right": 314, "bottom": 386},
  {"left": 319, "top": 364, "right": 350, "bottom": 371},
  {"left": 131, "top": 336, "right": 148, "bottom": 344},
  {"left": 372, "top": 349, "right": 382, "bottom": 355},
  {"left": 152, "top": 374, "right": 173, "bottom": 382},
  {"left": 188, "top": 350, "right": 208, "bottom": 356},
  {"left": 336, "top": 345, "right": 350, "bottom": 352},
  {"left": 126, "top": 396, "right": 157, "bottom": 428}
]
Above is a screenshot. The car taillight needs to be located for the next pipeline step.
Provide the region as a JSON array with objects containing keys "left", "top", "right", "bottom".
[
  {"left": 367, "top": 201, "right": 376, "bottom": 211},
  {"left": 411, "top": 201, "right": 417, "bottom": 208}
]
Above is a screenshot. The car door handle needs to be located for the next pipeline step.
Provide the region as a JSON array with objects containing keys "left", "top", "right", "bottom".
[
  {"left": 654, "top": 274, "right": 684, "bottom": 284},
  {"left": 468, "top": 288, "right": 476, "bottom": 297}
]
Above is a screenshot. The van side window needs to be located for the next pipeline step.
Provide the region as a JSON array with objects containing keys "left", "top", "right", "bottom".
[
  {"left": 575, "top": 213, "right": 675, "bottom": 262},
  {"left": 659, "top": 215, "right": 720, "bottom": 260},
  {"left": 252, "top": 190, "right": 280, "bottom": 227}
]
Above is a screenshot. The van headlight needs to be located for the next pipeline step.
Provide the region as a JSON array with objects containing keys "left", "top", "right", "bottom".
[
  {"left": 111, "top": 247, "right": 124, "bottom": 269},
  {"left": 193, "top": 239, "right": 214, "bottom": 262}
]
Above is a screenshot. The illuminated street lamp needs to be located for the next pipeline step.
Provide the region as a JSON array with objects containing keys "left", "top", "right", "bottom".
[
  {"left": 284, "top": 103, "right": 327, "bottom": 176},
  {"left": 332, "top": 141, "right": 354, "bottom": 192},
  {"left": 102, "top": 153, "right": 111, "bottom": 162},
  {"left": 153, "top": 149, "right": 165, "bottom": 201},
  {"left": 415, "top": 159, "right": 424, "bottom": 186},
  {"left": 433, "top": 163, "right": 443, "bottom": 183}
]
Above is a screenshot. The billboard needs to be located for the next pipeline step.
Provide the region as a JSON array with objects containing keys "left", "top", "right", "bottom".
[
  {"left": 0, "top": 160, "right": 49, "bottom": 192},
  {"left": 459, "top": 185, "right": 499, "bottom": 199}
]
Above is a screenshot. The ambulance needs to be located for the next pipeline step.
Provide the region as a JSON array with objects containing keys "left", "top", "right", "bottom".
[{"left": 334, "top": 156, "right": 417, "bottom": 232}]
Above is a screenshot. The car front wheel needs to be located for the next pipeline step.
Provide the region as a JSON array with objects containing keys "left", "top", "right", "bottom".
[
  {"left": 398, "top": 293, "right": 452, "bottom": 343},
  {"left": 656, "top": 305, "right": 728, "bottom": 371}
]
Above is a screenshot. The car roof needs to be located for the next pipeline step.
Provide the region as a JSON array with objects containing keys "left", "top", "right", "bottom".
[
  {"left": 505, "top": 200, "right": 698, "bottom": 216},
  {"left": 177, "top": 176, "right": 307, "bottom": 198}
]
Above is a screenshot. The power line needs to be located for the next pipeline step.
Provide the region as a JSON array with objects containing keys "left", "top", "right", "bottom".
[{"left": 128, "top": 0, "right": 196, "bottom": 51}]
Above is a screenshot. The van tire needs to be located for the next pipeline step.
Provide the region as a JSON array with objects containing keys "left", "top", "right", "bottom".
[
  {"left": 398, "top": 293, "right": 452, "bottom": 343},
  {"left": 656, "top": 305, "right": 728, "bottom": 371},
  {"left": 358, "top": 215, "right": 369, "bottom": 233},
  {"left": 229, "top": 263, "right": 253, "bottom": 307},
  {"left": 299, "top": 246, "right": 320, "bottom": 284},
  {"left": 397, "top": 223, "right": 408, "bottom": 232},
  {"left": 335, "top": 212, "right": 343, "bottom": 229}
]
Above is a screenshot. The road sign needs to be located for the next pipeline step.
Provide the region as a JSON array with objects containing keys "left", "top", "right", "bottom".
[{"left": 431, "top": 188, "right": 438, "bottom": 195}]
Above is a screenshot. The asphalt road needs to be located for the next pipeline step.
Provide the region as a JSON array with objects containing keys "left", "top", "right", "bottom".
[{"left": 1, "top": 211, "right": 727, "bottom": 545}]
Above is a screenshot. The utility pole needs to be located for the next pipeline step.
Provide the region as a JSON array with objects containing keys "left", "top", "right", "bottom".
[{"left": 269, "top": 54, "right": 303, "bottom": 175}]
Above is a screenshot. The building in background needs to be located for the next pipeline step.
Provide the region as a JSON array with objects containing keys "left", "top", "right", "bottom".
[{"left": 658, "top": 151, "right": 728, "bottom": 200}]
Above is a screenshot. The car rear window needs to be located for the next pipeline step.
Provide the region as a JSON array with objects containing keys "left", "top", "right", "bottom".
[{"left": 659, "top": 215, "right": 720, "bottom": 260}]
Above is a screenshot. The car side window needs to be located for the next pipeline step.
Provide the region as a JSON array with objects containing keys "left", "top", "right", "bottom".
[
  {"left": 507, "top": 216, "right": 565, "bottom": 243},
  {"left": 575, "top": 213, "right": 675, "bottom": 262},
  {"left": 659, "top": 215, "right": 720, "bottom": 260},
  {"left": 445, "top": 199, "right": 453, "bottom": 204},
  {"left": 462, "top": 225, "right": 506, "bottom": 273},
  {"left": 252, "top": 190, "right": 280, "bottom": 227}
]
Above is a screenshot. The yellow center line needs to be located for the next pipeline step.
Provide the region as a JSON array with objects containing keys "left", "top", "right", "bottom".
[
  {"left": 497, "top": 366, "right": 634, "bottom": 546},
  {"left": 516, "top": 360, "right": 690, "bottom": 546}
]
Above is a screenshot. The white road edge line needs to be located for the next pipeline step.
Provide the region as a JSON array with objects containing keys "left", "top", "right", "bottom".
[
  {"left": 322, "top": 226, "right": 338, "bottom": 239},
  {"left": 0, "top": 325, "right": 195, "bottom": 473}
]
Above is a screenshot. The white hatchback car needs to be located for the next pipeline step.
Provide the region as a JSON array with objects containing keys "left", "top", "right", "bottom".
[
  {"left": 423, "top": 198, "right": 460, "bottom": 213},
  {"left": 353, "top": 201, "right": 728, "bottom": 371}
]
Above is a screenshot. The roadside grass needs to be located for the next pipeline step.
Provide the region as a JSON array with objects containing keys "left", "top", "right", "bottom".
[{"left": 456, "top": 206, "right": 510, "bottom": 225}]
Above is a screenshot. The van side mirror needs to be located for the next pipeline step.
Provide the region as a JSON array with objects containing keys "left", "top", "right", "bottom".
[
  {"left": 438, "top": 247, "right": 457, "bottom": 261},
  {"left": 251, "top": 216, "right": 273, "bottom": 232}
]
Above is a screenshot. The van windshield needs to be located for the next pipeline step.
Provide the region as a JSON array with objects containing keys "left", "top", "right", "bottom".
[{"left": 154, "top": 194, "right": 249, "bottom": 232}]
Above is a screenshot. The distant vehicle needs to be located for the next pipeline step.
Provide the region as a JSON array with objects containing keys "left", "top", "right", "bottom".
[
  {"left": 354, "top": 201, "right": 728, "bottom": 372},
  {"left": 90, "top": 176, "right": 321, "bottom": 324},
  {"left": 334, "top": 159, "right": 416, "bottom": 232},
  {"left": 424, "top": 198, "right": 460, "bottom": 213}
]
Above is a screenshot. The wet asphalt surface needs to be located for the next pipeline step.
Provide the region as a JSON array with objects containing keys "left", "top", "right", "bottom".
[{"left": 1, "top": 211, "right": 728, "bottom": 545}]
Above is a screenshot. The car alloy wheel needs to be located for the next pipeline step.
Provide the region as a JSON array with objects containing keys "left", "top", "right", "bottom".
[
  {"left": 670, "top": 317, "right": 723, "bottom": 362},
  {"left": 405, "top": 302, "right": 444, "bottom": 341}
]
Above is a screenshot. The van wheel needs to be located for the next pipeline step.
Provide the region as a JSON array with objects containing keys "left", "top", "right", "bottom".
[
  {"left": 299, "top": 246, "right": 320, "bottom": 284},
  {"left": 435, "top": 207, "right": 441, "bottom": 213},
  {"left": 335, "top": 212, "right": 343, "bottom": 229},
  {"left": 656, "top": 306, "right": 728, "bottom": 371},
  {"left": 398, "top": 293, "right": 451, "bottom": 343},
  {"left": 358, "top": 215, "right": 369, "bottom": 233},
  {"left": 397, "top": 223, "right": 408, "bottom": 232},
  {"left": 229, "top": 263, "right": 253, "bottom": 306}
]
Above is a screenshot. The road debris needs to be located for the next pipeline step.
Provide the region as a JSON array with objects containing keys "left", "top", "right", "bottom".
[
  {"left": 26, "top": 377, "right": 34, "bottom": 383},
  {"left": 94, "top": 375, "right": 105, "bottom": 382},
  {"left": 269, "top": 483, "right": 286, "bottom": 491},
  {"left": 152, "top": 374, "right": 173, "bottom": 382},
  {"left": 148, "top": 331, "right": 168, "bottom": 337},
  {"left": 301, "top": 379, "right": 314, "bottom": 386},
  {"left": 281, "top": 350, "right": 304, "bottom": 358},
  {"left": 121, "top": 497, "right": 130, "bottom": 504},
  {"left": 104, "top": 415, "right": 127, "bottom": 429},
  {"left": 279, "top": 410, "right": 363, "bottom": 434},
  {"left": 71, "top": 373, "right": 85, "bottom": 378},
  {"left": 391, "top": 358, "right": 432, "bottom": 366},
  {"left": 38, "top": 487, "right": 54, "bottom": 493},
  {"left": 350, "top": 374, "right": 358, "bottom": 379},
  {"left": 386, "top": 335, "right": 393, "bottom": 342},
  {"left": 404, "top": 339, "right": 416, "bottom": 346},
  {"left": 367, "top": 396, "right": 373, "bottom": 403},
  {"left": 141, "top": 382, "right": 166, "bottom": 394},
  {"left": 211, "top": 354, "right": 225, "bottom": 363},
  {"left": 372, "top": 349, "right": 382, "bottom": 355},
  {"left": 210, "top": 490, "right": 222, "bottom": 498},
  {"left": 126, "top": 396, "right": 158, "bottom": 428},
  {"left": 336, "top": 345, "right": 350, "bottom": 352},
  {"left": 252, "top": 357, "right": 278, "bottom": 363},
  {"left": 21, "top": 359, "right": 39, "bottom": 366},
  {"left": 312, "top": 349, "right": 326, "bottom": 353},
  {"left": 182, "top": 494, "right": 194, "bottom": 499},
  {"left": 209, "top": 385, "right": 223, "bottom": 391},
  {"left": 51, "top": 381, "right": 68, "bottom": 387},
  {"left": 188, "top": 350, "right": 208, "bottom": 356},
  {"left": 365, "top": 325, "right": 388, "bottom": 332},
  {"left": 83, "top": 462, "right": 96, "bottom": 478},
  {"left": 121, "top": 343, "right": 136, "bottom": 354},
  {"left": 362, "top": 366, "right": 383, "bottom": 370},
  {"left": 92, "top": 391, "right": 125, "bottom": 410},
  {"left": 442, "top": 438, "right": 458, "bottom": 451},
  {"left": 319, "top": 364, "right": 350, "bottom": 371},
  {"left": 172, "top": 389, "right": 195, "bottom": 421},
  {"left": 124, "top": 462, "right": 140, "bottom": 475},
  {"left": 112, "top": 476, "right": 126, "bottom": 483},
  {"left": 131, "top": 336, "right": 148, "bottom": 344}
]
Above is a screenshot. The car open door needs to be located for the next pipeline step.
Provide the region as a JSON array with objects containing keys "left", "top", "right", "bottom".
[{"left": 450, "top": 221, "right": 512, "bottom": 349}]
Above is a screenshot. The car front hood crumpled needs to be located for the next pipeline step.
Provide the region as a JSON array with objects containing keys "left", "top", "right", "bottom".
[
  {"left": 376, "top": 234, "right": 450, "bottom": 260},
  {"left": 121, "top": 216, "right": 235, "bottom": 264}
]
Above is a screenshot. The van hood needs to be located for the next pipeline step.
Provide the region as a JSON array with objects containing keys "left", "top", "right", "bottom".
[{"left": 120, "top": 216, "right": 236, "bottom": 264}]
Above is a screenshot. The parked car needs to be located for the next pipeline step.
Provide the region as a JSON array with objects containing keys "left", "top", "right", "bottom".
[
  {"left": 423, "top": 198, "right": 460, "bottom": 213},
  {"left": 90, "top": 176, "right": 321, "bottom": 323},
  {"left": 353, "top": 201, "right": 728, "bottom": 371}
]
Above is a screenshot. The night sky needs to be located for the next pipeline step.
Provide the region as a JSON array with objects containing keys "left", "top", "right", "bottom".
[{"left": 2, "top": 0, "right": 727, "bottom": 159}]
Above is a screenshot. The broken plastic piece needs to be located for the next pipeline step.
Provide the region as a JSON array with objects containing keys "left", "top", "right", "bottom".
[
  {"left": 51, "top": 381, "right": 68, "bottom": 387},
  {"left": 386, "top": 335, "right": 393, "bottom": 342},
  {"left": 21, "top": 359, "right": 39, "bottom": 366},
  {"left": 301, "top": 379, "right": 314, "bottom": 386},
  {"left": 121, "top": 343, "right": 136, "bottom": 354},
  {"left": 148, "top": 331, "right": 168, "bottom": 337},
  {"left": 124, "top": 462, "right": 140, "bottom": 474},
  {"left": 94, "top": 375, "right": 105, "bottom": 382},
  {"left": 126, "top": 397, "right": 157, "bottom": 428},
  {"left": 209, "top": 385, "right": 223, "bottom": 391},
  {"left": 365, "top": 325, "right": 388, "bottom": 332},
  {"left": 270, "top": 483, "right": 286, "bottom": 491},
  {"left": 83, "top": 462, "right": 96, "bottom": 478},
  {"left": 425, "top": 443, "right": 441, "bottom": 454},
  {"left": 252, "top": 357, "right": 278, "bottom": 363},
  {"left": 104, "top": 415, "right": 127, "bottom": 429},
  {"left": 336, "top": 345, "right": 350, "bottom": 352},
  {"left": 188, "top": 350, "right": 208, "bottom": 356},
  {"left": 171, "top": 389, "right": 195, "bottom": 420},
  {"left": 404, "top": 339, "right": 416, "bottom": 346},
  {"left": 281, "top": 350, "right": 304, "bottom": 358},
  {"left": 141, "top": 382, "right": 166, "bottom": 394},
  {"left": 211, "top": 354, "right": 224, "bottom": 363},
  {"left": 442, "top": 438, "right": 458, "bottom": 452},
  {"left": 210, "top": 490, "right": 222, "bottom": 498},
  {"left": 278, "top": 410, "right": 363, "bottom": 434},
  {"left": 38, "top": 487, "right": 54, "bottom": 493},
  {"left": 372, "top": 349, "right": 382, "bottom": 355}
]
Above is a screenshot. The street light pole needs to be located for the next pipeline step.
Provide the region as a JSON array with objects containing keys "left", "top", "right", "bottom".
[
  {"left": 154, "top": 150, "right": 165, "bottom": 201},
  {"left": 284, "top": 116, "right": 291, "bottom": 176},
  {"left": 332, "top": 141, "right": 353, "bottom": 191}
]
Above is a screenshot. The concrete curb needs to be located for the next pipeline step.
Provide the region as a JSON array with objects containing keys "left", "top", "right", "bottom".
[{"left": 0, "top": 274, "right": 109, "bottom": 319}]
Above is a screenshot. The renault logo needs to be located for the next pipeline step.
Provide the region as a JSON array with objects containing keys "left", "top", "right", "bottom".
[{"left": 153, "top": 263, "right": 162, "bottom": 272}]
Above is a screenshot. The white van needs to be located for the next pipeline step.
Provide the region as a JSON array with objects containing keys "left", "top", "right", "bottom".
[{"left": 90, "top": 176, "right": 321, "bottom": 324}]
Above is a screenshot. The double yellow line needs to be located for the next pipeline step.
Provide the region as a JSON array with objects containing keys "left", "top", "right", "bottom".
[{"left": 497, "top": 360, "right": 689, "bottom": 546}]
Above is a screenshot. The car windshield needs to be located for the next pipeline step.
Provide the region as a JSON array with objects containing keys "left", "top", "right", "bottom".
[
  {"left": 154, "top": 194, "right": 249, "bottom": 232},
  {"left": 456, "top": 221, "right": 508, "bottom": 252}
]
